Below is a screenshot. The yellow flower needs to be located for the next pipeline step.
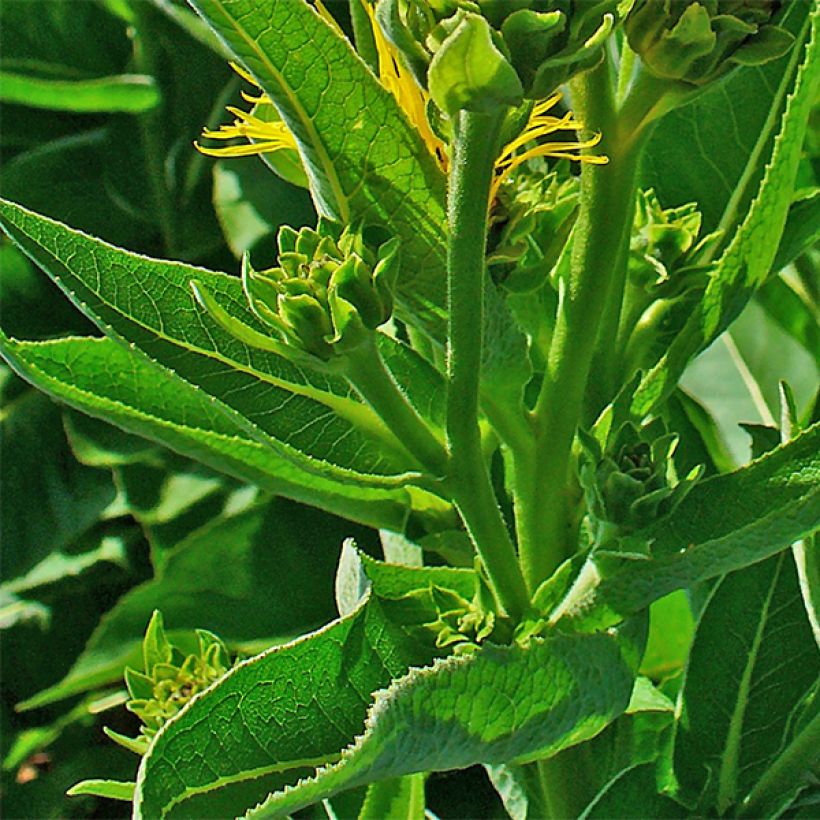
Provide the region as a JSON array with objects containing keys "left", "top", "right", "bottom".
[
  {"left": 196, "top": 0, "right": 606, "bottom": 201},
  {"left": 490, "top": 93, "right": 608, "bottom": 203},
  {"left": 195, "top": 61, "right": 298, "bottom": 159}
]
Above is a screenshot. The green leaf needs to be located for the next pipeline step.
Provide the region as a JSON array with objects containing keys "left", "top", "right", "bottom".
[
  {"left": 0, "top": 197, "right": 417, "bottom": 479},
  {"left": 578, "top": 763, "right": 681, "bottom": 819},
  {"left": 674, "top": 551, "right": 820, "bottom": 814},
  {"left": 639, "top": 590, "right": 694, "bottom": 680},
  {"left": 0, "top": 334, "right": 445, "bottom": 536},
  {"left": 680, "top": 302, "right": 818, "bottom": 463},
  {"left": 134, "top": 595, "right": 436, "bottom": 818},
  {"left": 771, "top": 189, "right": 820, "bottom": 273},
  {"left": 642, "top": 2, "right": 813, "bottom": 236},
  {"left": 241, "top": 626, "right": 637, "bottom": 818},
  {"left": 0, "top": 71, "right": 160, "bottom": 113},
  {"left": 485, "top": 762, "right": 548, "bottom": 820},
  {"left": 358, "top": 775, "right": 425, "bottom": 820},
  {"left": 555, "top": 422, "right": 820, "bottom": 626},
  {"left": 188, "top": 0, "right": 449, "bottom": 330},
  {"left": 1, "top": 532, "right": 127, "bottom": 597},
  {"left": 67, "top": 779, "right": 135, "bottom": 802},
  {"left": 634, "top": 6, "right": 820, "bottom": 414},
  {"left": 1, "top": 385, "right": 116, "bottom": 579},
  {"left": 20, "top": 498, "right": 372, "bottom": 710}
]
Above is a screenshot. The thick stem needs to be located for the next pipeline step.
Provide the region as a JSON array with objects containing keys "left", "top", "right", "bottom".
[
  {"left": 522, "top": 62, "right": 642, "bottom": 591},
  {"left": 446, "top": 109, "right": 531, "bottom": 622},
  {"left": 344, "top": 337, "right": 448, "bottom": 477}
]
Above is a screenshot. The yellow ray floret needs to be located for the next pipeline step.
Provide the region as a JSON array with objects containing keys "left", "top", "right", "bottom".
[
  {"left": 196, "top": 1, "right": 607, "bottom": 199},
  {"left": 362, "top": 0, "right": 448, "bottom": 169},
  {"left": 490, "top": 93, "right": 608, "bottom": 202}
]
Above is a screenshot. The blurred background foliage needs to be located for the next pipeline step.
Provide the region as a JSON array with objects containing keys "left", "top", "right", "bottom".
[{"left": 0, "top": 1, "right": 817, "bottom": 818}]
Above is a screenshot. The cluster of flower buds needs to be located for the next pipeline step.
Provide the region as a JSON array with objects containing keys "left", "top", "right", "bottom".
[
  {"left": 488, "top": 169, "right": 579, "bottom": 292},
  {"left": 375, "top": 0, "right": 618, "bottom": 114},
  {"left": 629, "top": 189, "right": 719, "bottom": 294},
  {"left": 622, "top": 190, "right": 722, "bottom": 369},
  {"left": 579, "top": 417, "right": 703, "bottom": 546},
  {"left": 625, "top": 0, "right": 794, "bottom": 87},
  {"left": 244, "top": 221, "right": 400, "bottom": 361},
  {"left": 110, "top": 612, "right": 231, "bottom": 752}
]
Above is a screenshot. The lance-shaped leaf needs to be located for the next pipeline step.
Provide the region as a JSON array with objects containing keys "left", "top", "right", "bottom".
[
  {"left": 553, "top": 422, "right": 820, "bottom": 627},
  {"left": 673, "top": 551, "right": 820, "bottom": 815},
  {"left": 0, "top": 71, "right": 160, "bottom": 113},
  {"left": 133, "top": 594, "right": 438, "bottom": 818},
  {"left": 0, "top": 334, "right": 453, "bottom": 535},
  {"left": 633, "top": 6, "right": 820, "bottom": 414},
  {"left": 0, "top": 197, "right": 426, "bottom": 478},
  {"left": 135, "top": 615, "right": 639, "bottom": 817},
  {"left": 188, "top": 0, "right": 449, "bottom": 329}
]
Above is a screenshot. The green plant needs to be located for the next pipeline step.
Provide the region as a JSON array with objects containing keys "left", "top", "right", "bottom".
[{"left": 1, "top": 0, "right": 818, "bottom": 817}]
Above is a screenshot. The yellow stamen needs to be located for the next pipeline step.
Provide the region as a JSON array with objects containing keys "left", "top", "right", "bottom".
[{"left": 489, "top": 93, "right": 609, "bottom": 203}]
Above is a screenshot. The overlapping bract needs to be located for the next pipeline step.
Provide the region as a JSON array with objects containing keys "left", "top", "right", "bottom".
[{"left": 626, "top": 0, "right": 794, "bottom": 86}]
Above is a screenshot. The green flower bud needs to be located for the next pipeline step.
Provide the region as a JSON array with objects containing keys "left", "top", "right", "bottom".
[
  {"left": 488, "top": 169, "right": 579, "bottom": 292},
  {"left": 629, "top": 189, "right": 719, "bottom": 293},
  {"left": 242, "top": 222, "right": 399, "bottom": 361},
  {"left": 121, "top": 613, "right": 231, "bottom": 746},
  {"left": 625, "top": 0, "right": 794, "bottom": 87},
  {"left": 377, "top": 0, "right": 618, "bottom": 106},
  {"left": 579, "top": 418, "right": 703, "bottom": 545}
]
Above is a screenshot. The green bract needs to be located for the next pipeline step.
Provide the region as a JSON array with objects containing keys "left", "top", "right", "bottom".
[
  {"left": 626, "top": 0, "right": 795, "bottom": 86},
  {"left": 579, "top": 418, "right": 703, "bottom": 545},
  {"left": 378, "top": 0, "right": 618, "bottom": 106}
]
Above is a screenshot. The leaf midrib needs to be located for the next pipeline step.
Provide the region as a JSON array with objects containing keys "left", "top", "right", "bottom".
[
  {"left": 4, "top": 207, "right": 400, "bottom": 456},
  {"left": 198, "top": 0, "right": 351, "bottom": 222},
  {"left": 716, "top": 552, "right": 784, "bottom": 814}
]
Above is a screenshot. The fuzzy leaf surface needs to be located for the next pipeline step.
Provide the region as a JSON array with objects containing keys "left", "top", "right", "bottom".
[
  {"left": 188, "top": 0, "right": 449, "bottom": 328},
  {"left": 243, "top": 628, "right": 637, "bottom": 818},
  {"left": 134, "top": 596, "right": 437, "bottom": 818}
]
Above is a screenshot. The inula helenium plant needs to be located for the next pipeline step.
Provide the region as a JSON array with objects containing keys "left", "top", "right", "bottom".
[{"left": 0, "top": 0, "right": 818, "bottom": 818}]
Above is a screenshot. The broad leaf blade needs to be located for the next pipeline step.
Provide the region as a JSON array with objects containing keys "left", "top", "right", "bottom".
[
  {"left": 674, "top": 552, "right": 820, "bottom": 814},
  {"left": 245, "top": 627, "right": 638, "bottom": 817},
  {"left": 133, "top": 595, "right": 436, "bottom": 818},
  {"left": 578, "top": 763, "right": 681, "bottom": 819},
  {"left": 557, "top": 423, "right": 820, "bottom": 625},
  {"left": 0, "top": 335, "right": 439, "bottom": 534},
  {"left": 0, "top": 197, "right": 409, "bottom": 478},
  {"left": 188, "top": 0, "right": 449, "bottom": 328}
]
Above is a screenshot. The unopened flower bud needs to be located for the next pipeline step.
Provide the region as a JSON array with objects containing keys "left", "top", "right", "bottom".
[{"left": 625, "top": 0, "right": 794, "bottom": 87}]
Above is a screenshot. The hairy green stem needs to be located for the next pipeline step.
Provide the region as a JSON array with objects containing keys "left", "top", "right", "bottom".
[
  {"left": 738, "top": 708, "right": 820, "bottom": 817},
  {"left": 522, "top": 61, "right": 642, "bottom": 590},
  {"left": 344, "top": 337, "right": 448, "bottom": 477},
  {"left": 446, "top": 109, "right": 531, "bottom": 623}
]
